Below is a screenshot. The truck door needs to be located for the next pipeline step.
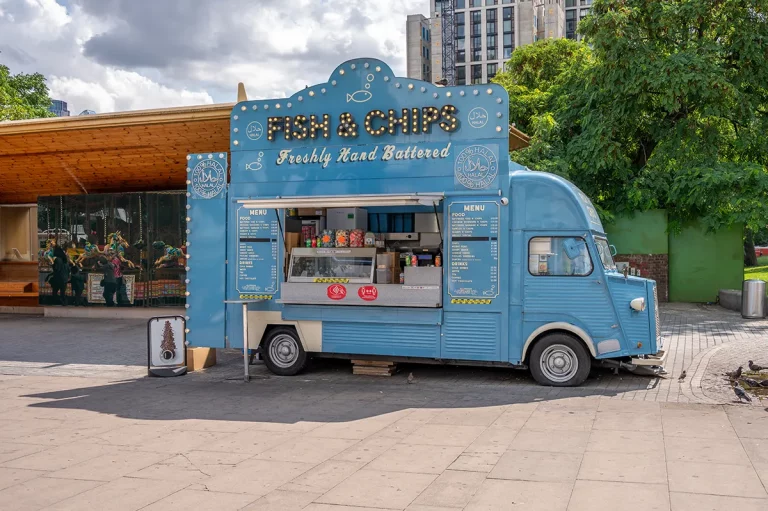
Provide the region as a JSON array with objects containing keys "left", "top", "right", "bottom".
[
  {"left": 441, "top": 197, "right": 509, "bottom": 362},
  {"left": 519, "top": 233, "right": 617, "bottom": 361}
]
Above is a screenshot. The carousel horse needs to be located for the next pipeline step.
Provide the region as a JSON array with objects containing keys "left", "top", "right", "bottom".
[
  {"left": 40, "top": 239, "right": 56, "bottom": 265},
  {"left": 106, "top": 231, "right": 135, "bottom": 268},
  {"left": 75, "top": 241, "right": 103, "bottom": 267},
  {"left": 153, "top": 242, "right": 184, "bottom": 268}
]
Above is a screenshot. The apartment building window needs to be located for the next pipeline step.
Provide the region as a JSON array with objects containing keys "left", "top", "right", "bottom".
[
  {"left": 502, "top": 0, "right": 513, "bottom": 3},
  {"left": 566, "top": 0, "right": 576, "bottom": 6},
  {"left": 471, "top": 36, "right": 482, "bottom": 61},
  {"left": 486, "top": 8, "right": 497, "bottom": 33},
  {"left": 566, "top": 10, "right": 576, "bottom": 39},
  {"left": 456, "top": 12, "right": 466, "bottom": 49},
  {"left": 470, "top": 10, "right": 482, "bottom": 62},
  {"left": 503, "top": 6, "right": 514, "bottom": 59},
  {"left": 457, "top": 49, "right": 466, "bottom": 63},
  {"left": 485, "top": 0, "right": 498, "bottom": 5},
  {"left": 455, "top": 0, "right": 466, "bottom": 8},
  {"left": 487, "top": 63, "right": 498, "bottom": 80},
  {"left": 580, "top": 0, "right": 592, "bottom": 5},
  {"left": 487, "top": 34, "right": 497, "bottom": 60},
  {"left": 470, "top": 0, "right": 482, "bottom": 7},
  {"left": 457, "top": 66, "right": 467, "bottom": 85},
  {"left": 471, "top": 64, "right": 483, "bottom": 84},
  {"left": 470, "top": 10, "right": 482, "bottom": 27},
  {"left": 580, "top": 8, "right": 589, "bottom": 20}
]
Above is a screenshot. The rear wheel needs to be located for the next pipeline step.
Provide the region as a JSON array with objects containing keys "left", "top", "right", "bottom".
[
  {"left": 263, "top": 327, "right": 308, "bottom": 376},
  {"left": 529, "top": 333, "right": 591, "bottom": 387}
]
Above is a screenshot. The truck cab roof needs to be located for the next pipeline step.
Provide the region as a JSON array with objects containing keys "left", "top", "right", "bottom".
[{"left": 507, "top": 163, "right": 605, "bottom": 234}]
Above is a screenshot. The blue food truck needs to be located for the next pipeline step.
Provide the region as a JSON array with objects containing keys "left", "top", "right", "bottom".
[{"left": 185, "top": 58, "right": 666, "bottom": 386}]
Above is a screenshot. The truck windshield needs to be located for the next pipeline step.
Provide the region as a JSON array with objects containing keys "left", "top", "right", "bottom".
[{"left": 594, "top": 238, "right": 616, "bottom": 271}]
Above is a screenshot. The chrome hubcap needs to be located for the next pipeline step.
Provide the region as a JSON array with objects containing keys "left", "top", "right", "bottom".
[
  {"left": 269, "top": 334, "right": 299, "bottom": 368},
  {"left": 540, "top": 344, "right": 578, "bottom": 383}
]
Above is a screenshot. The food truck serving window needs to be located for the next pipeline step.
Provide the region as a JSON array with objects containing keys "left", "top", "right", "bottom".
[{"left": 528, "top": 237, "right": 593, "bottom": 277}]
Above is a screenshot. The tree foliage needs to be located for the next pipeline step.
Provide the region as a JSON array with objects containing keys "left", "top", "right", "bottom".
[
  {"left": 0, "top": 64, "right": 55, "bottom": 121},
  {"left": 494, "top": 0, "right": 768, "bottom": 232}
]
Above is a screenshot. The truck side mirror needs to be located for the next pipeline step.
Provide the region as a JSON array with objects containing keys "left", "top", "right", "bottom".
[{"left": 610, "top": 245, "right": 617, "bottom": 256}]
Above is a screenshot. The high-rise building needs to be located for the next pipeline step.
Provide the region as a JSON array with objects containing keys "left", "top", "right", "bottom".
[
  {"left": 565, "top": 0, "right": 592, "bottom": 40},
  {"left": 415, "top": 0, "right": 590, "bottom": 86},
  {"left": 49, "top": 100, "right": 70, "bottom": 117},
  {"left": 406, "top": 14, "right": 433, "bottom": 81}
]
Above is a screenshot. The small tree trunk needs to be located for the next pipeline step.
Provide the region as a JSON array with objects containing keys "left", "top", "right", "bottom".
[{"left": 745, "top": 228, "right": 758, "bottom": 267}]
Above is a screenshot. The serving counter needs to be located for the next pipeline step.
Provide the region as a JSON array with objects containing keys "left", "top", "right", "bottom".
[{"left": 283, "top": 246, "right": 442, "bottom": 307}]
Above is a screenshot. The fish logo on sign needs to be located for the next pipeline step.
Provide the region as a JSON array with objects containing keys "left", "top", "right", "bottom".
[
  {"left": 346, "top": 90, "right": 372, "bottom": 103},
  {"left": 245, "top": 152, "right": 264, "bottom": 171}
]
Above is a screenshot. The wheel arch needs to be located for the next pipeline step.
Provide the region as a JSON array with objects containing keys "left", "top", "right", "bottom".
[
  {"left": 245, "top": 311, "right": 304, "bottom": 350},
  {"left": 522, "top": 323, "right": 597, "bottom": 362}
]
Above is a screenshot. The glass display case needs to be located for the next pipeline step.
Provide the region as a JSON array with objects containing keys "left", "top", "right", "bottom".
[{"left": 288, "top": 247, "right": 376, "bottom": 283}]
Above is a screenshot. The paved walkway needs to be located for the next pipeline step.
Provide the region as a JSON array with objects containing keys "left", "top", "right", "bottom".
[
  {"left": 1, "top": 305, "right": 768, "bottom": 509},
  {"left": 0, "top": 375, "right": 766, "bottom": 510}
]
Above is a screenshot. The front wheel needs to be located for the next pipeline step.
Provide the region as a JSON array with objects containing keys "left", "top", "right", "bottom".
[
  {"left": 529, "top": 333, "right": 591, "bottom": 387},
  {"left": 263, "top": 327, "right": 308, "bottom": 376}
]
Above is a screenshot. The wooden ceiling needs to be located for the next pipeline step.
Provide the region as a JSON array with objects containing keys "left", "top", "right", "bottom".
[
  {"left": 0, "top": 102, "right": 530, "bottom": 205},
  {"left": 0, "top": 104, "right": 233, "bottom": 204}
]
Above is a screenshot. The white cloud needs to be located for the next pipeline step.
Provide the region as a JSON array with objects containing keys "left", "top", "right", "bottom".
[
  {"left": 49, "top": 71, "right": 214, "bottom": 114},
  {"left": 0, "top": 0, "right": 430, "bottom": 113}
]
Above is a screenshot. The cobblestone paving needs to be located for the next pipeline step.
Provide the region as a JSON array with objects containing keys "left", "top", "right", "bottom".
[{"left": 659, "top": 304, "right": 768, "bottom": 405}]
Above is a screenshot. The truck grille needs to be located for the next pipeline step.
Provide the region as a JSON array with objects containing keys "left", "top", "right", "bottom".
[{"left": 653, "top": 284, "right": 661, "bottom": 338}]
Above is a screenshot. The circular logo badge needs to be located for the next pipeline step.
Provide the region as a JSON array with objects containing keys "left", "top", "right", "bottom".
[
  {"left": 327, "top": 284, "right": 347, "bottom": 300},
  {"left": 246, "top": 121, "right": 264, "bottom": 141},
  {"left": 454, "top": 145, "right": 498, "bottom": 190},
  {"left": 358, "top": 286, "right": 378, "bottom": 301},
  {"left": 190, "top": 159, "right": 226, "bottom": 199},
  {"left": 467, "top": 107, "right": 489, "bottom": 128}
]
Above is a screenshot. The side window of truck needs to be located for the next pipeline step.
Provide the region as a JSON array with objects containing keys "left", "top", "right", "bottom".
[{"left": 528, "top": 237, "right": 593, "bottom": 276}]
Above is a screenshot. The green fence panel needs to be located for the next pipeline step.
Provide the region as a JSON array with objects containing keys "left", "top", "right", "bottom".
[
  {"left": 669, "top": 221, "right": 743, "bottom": 302},
  {"left": 605, "top": 210, "right": 668, "bottom": 254}
]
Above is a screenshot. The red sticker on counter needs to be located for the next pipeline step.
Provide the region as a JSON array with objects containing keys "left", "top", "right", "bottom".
[
  {"left": 358, "top": 286, "right": 378, "bottom": 301},
  {"left": 327, "top": 284, "right": 347, "bottom": 300}
]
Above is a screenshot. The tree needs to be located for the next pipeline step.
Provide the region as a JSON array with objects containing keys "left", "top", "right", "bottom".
[
  {"left": 496, "top": 0, "right": 768, "bottom": 233},
  {"left": 0, "top": 64, "right": 55, "bottom": 121},
  {"left": 492, "top": 38, "right": 592, "bottom": 135}
]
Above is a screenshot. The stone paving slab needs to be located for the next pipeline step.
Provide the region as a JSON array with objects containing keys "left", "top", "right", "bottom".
[
  {"left": 0, "top": 305, "right": 768, "bottom": 508},
  {"left": 0, "top": 373, "right": 763, "bottom": 510}
]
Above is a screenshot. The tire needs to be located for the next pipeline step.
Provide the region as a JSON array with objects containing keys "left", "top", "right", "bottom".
[
  {"left": 529, "top": 333, "right": 591, "bottom": 387},
  {"left": 263, "top": 327, "right": 308, "bottom": 376}
]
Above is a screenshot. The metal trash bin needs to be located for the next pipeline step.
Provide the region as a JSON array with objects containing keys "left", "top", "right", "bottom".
[{"left": 742, "top": 279, "right": 766, "bottom": 319}]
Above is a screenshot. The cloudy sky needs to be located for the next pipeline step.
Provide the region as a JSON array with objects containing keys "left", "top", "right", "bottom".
[{"left": 0, "top": 0, "right": 429, "bottom": 114}]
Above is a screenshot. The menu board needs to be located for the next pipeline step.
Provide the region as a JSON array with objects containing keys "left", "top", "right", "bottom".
[
  {"left": 236, "top": 208, "right": 279, "bottom": 295},
  {"left": 447, "top": 201, "right": 500, "bottom": 298}
]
